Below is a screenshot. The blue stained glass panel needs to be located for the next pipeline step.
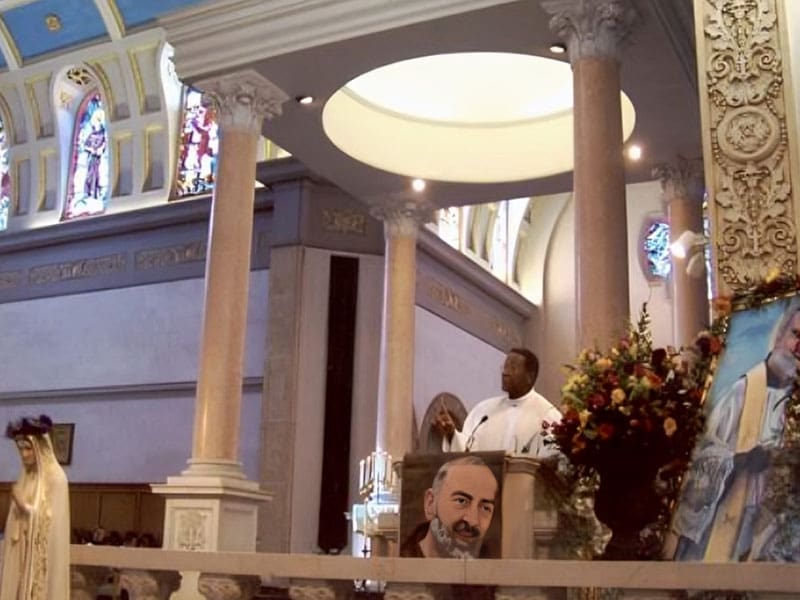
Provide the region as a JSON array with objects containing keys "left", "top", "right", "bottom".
[
  {"left": 64, "top": 92, "right": 109, "bottom": 219},
  {"left": 0, "top": 118, "right": 9, "bottom": 231},
  {"left": 644, "top": 220, "right": 671, "bottom": 279},
  {"left": 175, "top": 88, "right": 219, "bottom": 198}
]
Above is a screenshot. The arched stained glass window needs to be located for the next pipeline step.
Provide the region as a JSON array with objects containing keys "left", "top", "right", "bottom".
[
  {"left": 175, "top": 88, "right": 219, "bottom": 198},
  {"left": 642, "top": 218, "right": 671, "bottom": 280},
  {"left": 0, "top": 117, "right": 10, "bottom": 231},
  {"left": 64, "top": 91, "right": 109, "bottom": 219}
]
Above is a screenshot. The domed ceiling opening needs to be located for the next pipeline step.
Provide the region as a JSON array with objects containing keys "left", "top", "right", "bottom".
[{"left": 322, "top": 52, "right": 637, "bottom": 183}]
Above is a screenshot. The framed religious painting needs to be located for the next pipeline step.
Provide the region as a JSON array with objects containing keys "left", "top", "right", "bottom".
[
  {"left": 399, "top": 451, "right": 505, "bottom": 559},
  {"left": 670, "top": 290, "right": 800, "bottom": 562}
]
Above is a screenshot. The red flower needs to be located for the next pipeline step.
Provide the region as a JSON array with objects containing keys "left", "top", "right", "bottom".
[{"left": 597, "top": 422, "right": 615, "bottom": 440}]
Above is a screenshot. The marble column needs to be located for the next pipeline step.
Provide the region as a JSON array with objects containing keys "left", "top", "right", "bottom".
[
  {"left": 371, "top": 197, "right": 433, "bottom": 470},
  {"left": 653, "top": 158, "right": 709, "bottom": 347},
  {"left": 543, "top": 0, "right": 638, "bottom": 350},
  {"left": 153, "top": 70, "right": 288, "bottom": 561}
]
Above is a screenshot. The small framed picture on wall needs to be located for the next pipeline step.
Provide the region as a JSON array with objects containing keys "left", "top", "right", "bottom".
[{"left": 51, "top": 423, "right": 75, "bottom": 466}]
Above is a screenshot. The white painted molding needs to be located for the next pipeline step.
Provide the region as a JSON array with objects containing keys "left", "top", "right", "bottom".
[{"left": 159, "top": 0, "right": 518, "bottom": 78}]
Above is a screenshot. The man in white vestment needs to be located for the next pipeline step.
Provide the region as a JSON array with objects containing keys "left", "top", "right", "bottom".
[
  {"left": 434, "top": 348, "right": 561, "bottom": 456},
  {"left": 672, "top": 298, "right": 800, "bottom": 561}
]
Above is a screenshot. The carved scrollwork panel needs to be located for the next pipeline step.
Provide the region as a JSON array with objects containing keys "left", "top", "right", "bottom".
[{"left": 700, "top": 0, "right": 798, "bottom": 290}]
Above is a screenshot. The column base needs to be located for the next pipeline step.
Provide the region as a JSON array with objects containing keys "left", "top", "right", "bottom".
[{"left": 152, "top": 461, "right": 272, "bottom": 552}]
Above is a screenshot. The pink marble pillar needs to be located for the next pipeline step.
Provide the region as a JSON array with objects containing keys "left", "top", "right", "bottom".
[
  {"left": 186, "top": 70, "right": 287, "bottom": 476},
  {"left": 153, "top": 71, "right": 288, "bottom": 561},
  {"left": 544, "top": 0, "right": 638, "bottom": 350},
  {"left": 654, "top": 159, "right": 709, "bottom": 347},
  {"left": 371, "top": 198, "right": 433, "bottom": 471}
]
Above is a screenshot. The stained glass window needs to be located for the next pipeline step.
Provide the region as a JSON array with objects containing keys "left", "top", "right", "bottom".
[
  {"left": 0, "top": 117, "right": 10, "bottom": 231},
  {"left": 176, "top": 88, "right": 219, "bottom": 197},
  {"left": 643, "top": 219, "right": 671, "bottom": 280},
  {"left": 64, "top": 91, "right": 109, "bottom": 219}
]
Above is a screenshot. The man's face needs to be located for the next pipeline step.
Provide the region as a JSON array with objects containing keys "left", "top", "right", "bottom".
[
  {"left": 771, "top": 312, "right": 800, "bottom": 381},
  {"left": 501, "top": 352, "right": 533, "bottom": 398},
  {"left": 16, "top": 438, "right": 35, "bottom": 469},
  {"left": 424, "top": 464, "right": 498, "bottom": 558}
]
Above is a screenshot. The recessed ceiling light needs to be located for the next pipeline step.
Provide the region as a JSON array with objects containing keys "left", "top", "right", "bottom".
[
  {"left": 296, "top": 95, "right": 314, "bottom": 105},
  {"left": 411, "top": 178, "right": 426, "bottom": 192},
  {"left": 549, "top": 43, "right": 566, "bottom": 55},
  {"left": 627, "top": 144, "right": 643, "bottom": 161}
]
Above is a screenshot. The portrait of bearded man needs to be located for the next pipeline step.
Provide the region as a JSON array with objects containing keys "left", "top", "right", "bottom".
[{"left": 401, "top": 455, "right": 499, "bottom": 558}]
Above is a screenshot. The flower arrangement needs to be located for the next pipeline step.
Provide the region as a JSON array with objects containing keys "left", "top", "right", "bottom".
[
  {"left": 543, "top": 305, "right": 722, "bottom": 559},
  {"left": 546, "top": 306, "right": 718, "bottom": 475}
]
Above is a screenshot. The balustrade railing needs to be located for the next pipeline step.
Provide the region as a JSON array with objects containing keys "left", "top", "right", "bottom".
[{"left": 69, "top": 544, "right": 800, "bottom": 600}]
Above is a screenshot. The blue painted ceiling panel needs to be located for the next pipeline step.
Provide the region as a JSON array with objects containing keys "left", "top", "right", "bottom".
[
  {"left": 116, "top": 0, "right": 207, "bottom": 30},
  {"left": 2, "top": 0, "right": 107, "bottom": 61}
]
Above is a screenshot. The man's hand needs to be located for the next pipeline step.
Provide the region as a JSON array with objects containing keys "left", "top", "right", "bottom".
[{"left": 432, "top": 400, "right": 457, "bottom": 442}]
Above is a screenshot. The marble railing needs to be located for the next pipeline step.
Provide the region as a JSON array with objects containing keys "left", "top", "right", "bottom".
[{"left": 70, "top": 544, "right": 800, "bottom": 600}]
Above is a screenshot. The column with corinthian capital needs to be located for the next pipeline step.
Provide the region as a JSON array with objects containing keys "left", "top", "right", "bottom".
[
  {"left": 153, "top": 70, "right": 288, "bottom": 562},
  {"left": 542, "top": 0, "right": 638, "bottom": 350},
  {"left": 653, "top": 158, "right": 709, "bottom": 347},
  {"left": 369, "top": 195, "right": 433, "bottom": 556}
]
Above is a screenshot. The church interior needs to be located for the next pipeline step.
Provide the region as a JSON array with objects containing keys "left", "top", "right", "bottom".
[{"left": 0, "top": 0, "right": 799, "bottom": 598}]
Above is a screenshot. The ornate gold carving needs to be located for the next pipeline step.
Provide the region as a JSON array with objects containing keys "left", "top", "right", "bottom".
[
  {"left": 701, "top": 0, "right": 797, "bottom": 289},
  {"left": 29, "top": 254, "right": 126, "bottom": 285},
  {"left": 66, "top": 67, "right": 92, "bottom": 87},
  {"left": 45, "top": 14, "right": 62, "bottom": 32},
  {"left": 176, "top": 510, "right": 208, "bottom": 551},
  {"left": 135, "top": 241, "right": 206, "bottom": 270},
  {"left": 427, "top": 280, "right": 469, "bottom": 315},
  {"left": 0, "top": 270, "right": 23, "bottom": 290},
  {"left": 321, "top": 208, "right": 367, "bottom": 235}
]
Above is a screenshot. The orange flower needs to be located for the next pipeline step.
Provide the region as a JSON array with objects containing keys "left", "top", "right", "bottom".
[
  {"left": 663, "top": 417, "right": 677, "bottom": 437},
  {"left": 712, "top": 296, "right": 732, "bottom": 317}
]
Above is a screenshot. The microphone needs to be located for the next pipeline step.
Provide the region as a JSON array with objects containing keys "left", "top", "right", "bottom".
[
  {"left": 465, "top": 415, "right": 489, "bottom": 452},
  {"left": 520, "top": 431, "right": 539, "bottom": 454}
]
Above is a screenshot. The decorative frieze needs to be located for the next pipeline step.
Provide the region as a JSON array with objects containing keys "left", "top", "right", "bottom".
[
  {"left": 28, "top": 253, "right": 126, "bottom": 285},
  {"left": 697, "top": 0, "right": 797, "bottom": 290},
  {"left": 135, "top": 240, "right": 206, "bottom": 270},
  {"left": 321, "top": 208, "right": 368, "bottom": 235}
]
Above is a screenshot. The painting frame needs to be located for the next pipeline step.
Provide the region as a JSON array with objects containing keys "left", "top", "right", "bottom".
[
  {"left": 399, "top": 451, "right": 505, "bottom": 559},
  {"left": 51, "top": 423, "right": 75, "bottom": 466},
  {"left": 670, "top": 290, "right": 800, "bottom": 562}
]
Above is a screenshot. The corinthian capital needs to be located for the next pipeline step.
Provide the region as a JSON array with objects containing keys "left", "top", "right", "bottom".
[
  {"left": 368, "top": 193, "right": 435, "bottom": 237},
  {"left": 541, "top": 0, "right": 638, "bottom": 62},
  {"left": 652, "top": 157, "right": 704, "bottom": 204},
  {"left": 195, "top": 69, "right": 289, "bottom": 133}
]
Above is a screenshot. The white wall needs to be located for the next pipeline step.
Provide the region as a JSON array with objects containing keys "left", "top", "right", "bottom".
[
  {"left": 626, "top": 179, "right": 674, "bottom": 348},
  {"left": 413, "top": 307, "right": 505, "bottom": 425},
  {"left": 0, "top": 390, "right": 262, "bottom": 482},
  {"left": 0, "top": 272, "right": 268, "bottom": 392},
  {"left": 0, "top": 271, "right": 269, "bottom": 482}
]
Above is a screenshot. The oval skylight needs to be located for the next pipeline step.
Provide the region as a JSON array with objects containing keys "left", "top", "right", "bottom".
[{"left": 323, "top": 52, "right": 636, "bottom": 183}]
